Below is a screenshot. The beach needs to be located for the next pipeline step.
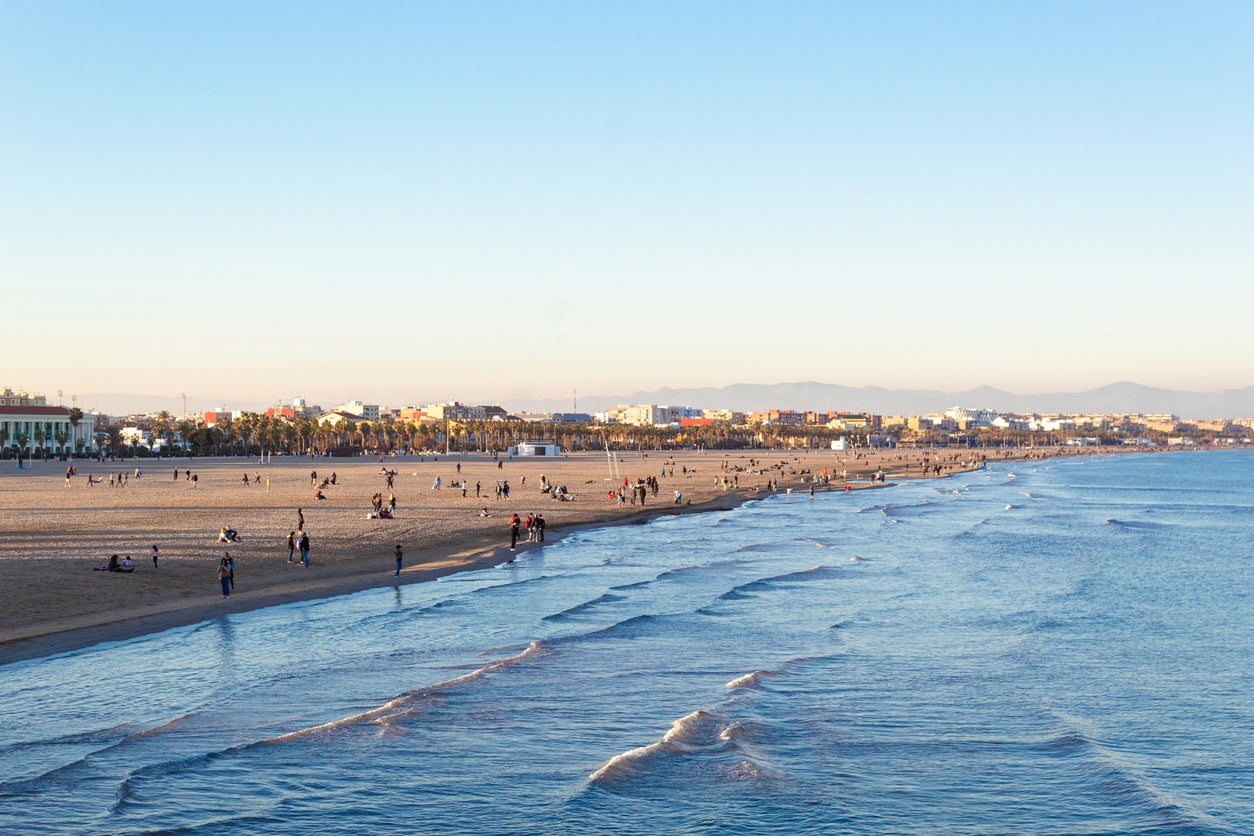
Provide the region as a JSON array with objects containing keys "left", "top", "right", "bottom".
[
  {"left": 0, "top": 446, "right": 1088, "bottom": 664},
  {"left": 6, "top": 447, "right": 1245, "bottom": 834}
]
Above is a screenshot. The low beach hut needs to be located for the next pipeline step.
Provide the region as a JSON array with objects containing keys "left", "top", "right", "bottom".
[{"left": 509, "top": 442, "right": 562, "bottom": 457}]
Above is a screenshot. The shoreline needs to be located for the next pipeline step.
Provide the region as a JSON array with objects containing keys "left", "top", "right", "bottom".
[
  {"left": 0, "top": 446, "right": 1160, "bottom": 666},
  {"left": 0, "top": 488, "right": 760, "bottom": 665}
]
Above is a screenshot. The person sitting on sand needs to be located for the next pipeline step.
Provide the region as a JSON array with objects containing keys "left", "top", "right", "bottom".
[
  {"left": 107, "top": 554, "right": 120, "bottom": 572},
  {"left": 479, "top": 507, "right": 490, "bottom": 517},
  {"left": 218, "top": 526, "right": 241, "bottom": 543},
  {"left": 118, "top": 555, "right": 134, "bottom": 572},
  {"left": 314, "top": 489, "right": 327, "bottom": 500}
]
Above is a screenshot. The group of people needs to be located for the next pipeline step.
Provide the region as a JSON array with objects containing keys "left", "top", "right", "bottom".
[
  {"left": 507, "top": 512, "right": 545, "bottom": 550},
  {"left": 539, "top": 475, "right": 573, "bottom": 501},
  {"left": 370, "top": 492, "right": 397, "bottom": 518},
  {"left": 95, "top": 554, "right": 134, "bottom": 572},
  {"left": 285, "top": 530, "right": 312, "bottom": 566},
  {"left": 93, "top": 546, "right": 161, "bottom": 573},
  {"left": 83, "top": 471, "right": 132, "bottom": 487}
]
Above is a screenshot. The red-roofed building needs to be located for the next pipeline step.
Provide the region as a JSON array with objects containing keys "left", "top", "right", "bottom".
[{"left": 0, "top": 390, "right": 89, "bottom": 455}]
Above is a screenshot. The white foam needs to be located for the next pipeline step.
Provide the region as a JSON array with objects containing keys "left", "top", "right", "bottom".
[
  {"left": 726, "top": 671, "right": 764, "bottom": 689},
  {"left": 588, "top": 709, "right": 723, "bottom": 782}
]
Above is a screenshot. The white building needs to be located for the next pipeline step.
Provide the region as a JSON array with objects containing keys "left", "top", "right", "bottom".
[
  {"left": 334, "top": 401, "right": 380, "bottom": 421},
  {"left": 0, "top": 390, "right": 90, "bottom": 456},
  {"left": 605, "top": 404, "right": 698, "bottom": 427},
  {"left": 945, "top": 406, "right": 999, "bottom": 427}
]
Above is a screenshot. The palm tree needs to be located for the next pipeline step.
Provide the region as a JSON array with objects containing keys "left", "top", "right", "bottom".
[
  {"left": 152, "top": 410, "right": 173, "bottom": 456},
  {"left": 379, "top": 416, "right": 395, "bottom": 453},
  {"left": 67, "top": 407, "right": 84, "bottom": 453},
  {"left": 231, "top": 414, "right": 254, "bottom": 456},
  {"left": 292, "top": 416, "right": 313, "bottom": 455},
  {"left": 176, "top": 418, "right": 197, "bottom": 453}
]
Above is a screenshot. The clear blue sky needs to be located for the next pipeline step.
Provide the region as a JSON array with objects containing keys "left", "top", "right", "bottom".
[{"left": 3, "top": 2, "right": 1251, "bottom": 409}]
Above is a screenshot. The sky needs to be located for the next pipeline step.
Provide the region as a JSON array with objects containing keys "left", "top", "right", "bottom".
[{"left": 3, "top": 1, "right": 1251, "bottom": 411}]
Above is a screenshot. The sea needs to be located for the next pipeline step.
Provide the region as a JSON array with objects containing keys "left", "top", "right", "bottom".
[{"left": 2, "top": 450, "right": 1251, "bottom": 835}]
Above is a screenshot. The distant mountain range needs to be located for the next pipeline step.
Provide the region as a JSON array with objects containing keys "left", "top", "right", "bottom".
[
  {"left": 514, "top": 382, "right": 1254, "bottom": 419},
  {"left": 74, "top": 382, "right": 1254, "bottom": 420}
]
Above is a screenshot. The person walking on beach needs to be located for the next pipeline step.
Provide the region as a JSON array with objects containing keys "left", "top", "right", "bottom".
[
  {"left": 150, "top": 545, "right": 160, "bottom": 569},
  {"left": 509, "top": 514, "right": 521, "bottom": 551},
  {"left": 225, "top": 552, "right": 236, "bottom": 589},
  {"left": 297, "top": 507, "right": 304, "bottom": 530},
  {"left": 298, "top": 532, "right": 310, "bottom": 567},
  {"left": 535, "top": 513, "right": 545, "bottom": 542},
  {"left": 394, "top": 543, "right": 403, "bottom": 577},
  {"left": 218, "top": 558, "right": 231, "bottom": 598},
  {"left": 286, "top": 531, "right": 296, "bottom": 563}
]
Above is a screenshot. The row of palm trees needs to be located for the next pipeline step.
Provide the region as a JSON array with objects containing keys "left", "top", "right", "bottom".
[{"left": 75, "top": 409, "right": 1246, "bottom": 460}]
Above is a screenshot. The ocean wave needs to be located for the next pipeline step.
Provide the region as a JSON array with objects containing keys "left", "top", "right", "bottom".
[
  {"left": 109, "top": 748, "right": 241, "bottom": 814},
  {"left": 725, "top": 669, "right": 778, "bottom": 689},
  {"left": 588, "top": 709, "right": 781, "bottom": 787},
  {"left": 1103, "top": 519, "right": 1169, "bottom": 529},
  {"left": 725, "top": 650, "right": 847, "bottom": 690},
  {"left": 718, "top": 566, "right": 843, "bottom": 600},
  {"left": 954, "top": 518, "right": 993, "bottom": 538},
  {"left": 1038, "top": 709, "right": 1220, "bottom": 831},
  {"left": 0, "top": 714, "right": 200, "bottom": 795},
  {"left": 558, "top": 613, "right": 670, "bottom": 644},
  {"left": 588, "top": 710, "right": 723, "bottom": 783},
  {"left": 542, "top": 593, "right": 627, "bottom": 622},
  {"left": 880, "top": 501, "right": 941, "bottom": 519},
  {"left": 609, "top": 561, "right": 740, "bottom": 592},
  {"left": 0, "top": 722, "right": 134, "bottom": 758},
  {"left": 255, "top": 642, "right": 549, "bottom": 745},
  {"left": 470, "top": 575, "right": 555, "bottom": 594}
]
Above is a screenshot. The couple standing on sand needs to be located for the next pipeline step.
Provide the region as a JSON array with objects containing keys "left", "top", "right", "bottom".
[{"left": 286, "top": 531, "right": 311, "bottom": 567}]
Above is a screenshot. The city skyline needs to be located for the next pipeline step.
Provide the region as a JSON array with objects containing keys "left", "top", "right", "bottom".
[{"left": 4, "top": 3, "right": 1251, "bottom": 404}]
